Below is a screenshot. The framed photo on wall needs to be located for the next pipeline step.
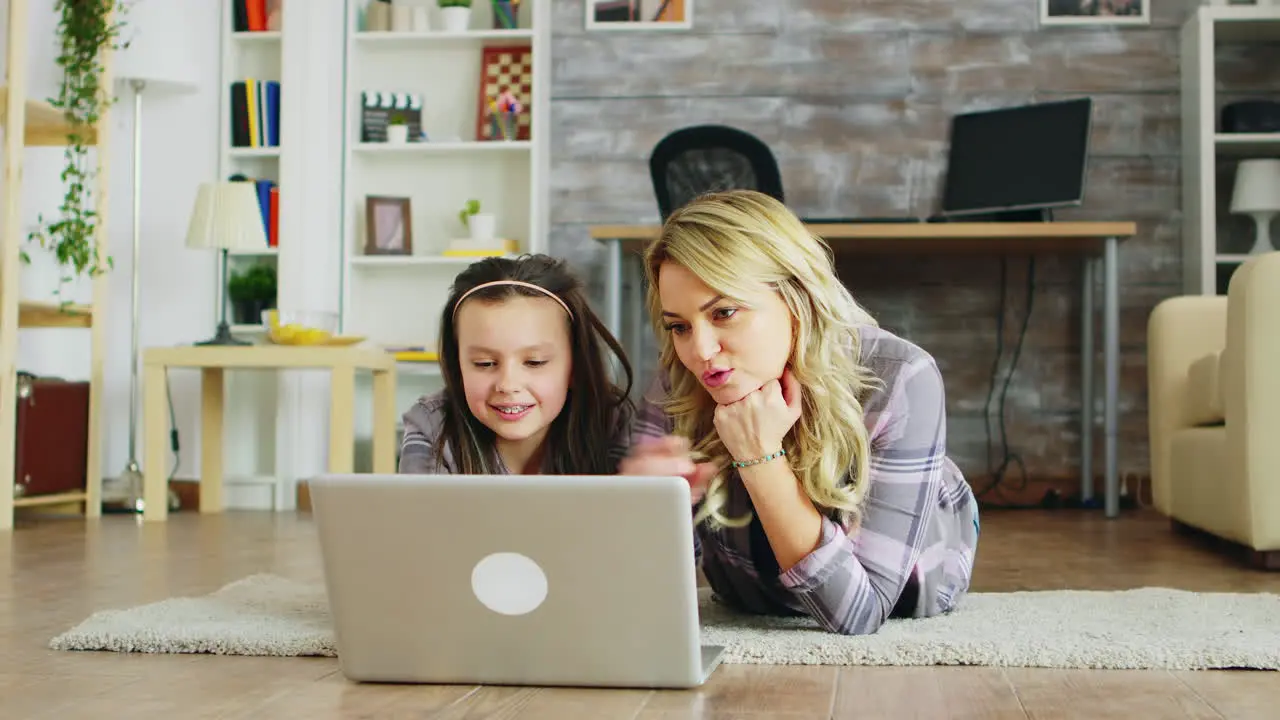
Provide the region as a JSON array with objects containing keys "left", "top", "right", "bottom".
[
  {"left": 586, "top": 0, "right": 692, "bottom": 30},
  {"left": 1041, "top": 0, "right": 1149, "bottom": 25},
  {"left": 364, "top": 195, "right": 412, "bottom": 255}
]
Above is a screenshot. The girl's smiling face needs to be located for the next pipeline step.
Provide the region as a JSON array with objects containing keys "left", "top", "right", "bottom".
[{"left": 454, "top": 295, "right": 573, "bottom": 470}]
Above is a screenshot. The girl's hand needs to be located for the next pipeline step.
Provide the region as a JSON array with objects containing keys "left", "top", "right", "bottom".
[
  {"left": 713, "top": 367, "right": 803, "bottom": 463},
  {"left": 620, "top": 435, "right": 716, "bottom": 504}
]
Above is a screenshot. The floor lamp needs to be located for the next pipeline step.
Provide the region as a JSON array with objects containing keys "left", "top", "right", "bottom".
[{"left": 102, "top": 0, "right": 198, "bottom": 509}]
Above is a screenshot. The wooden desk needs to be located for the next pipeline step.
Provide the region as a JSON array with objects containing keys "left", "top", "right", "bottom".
[
  {"left": 591, "top": 221, "right": 1138, "bottom": 518},
  {"left": 141, "top": 345, "right": 397, "bottom": 522}
]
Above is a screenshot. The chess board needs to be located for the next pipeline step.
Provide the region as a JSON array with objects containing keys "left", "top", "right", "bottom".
[{"left": 475, "top": 45, "right": 533, "bottom": 142}]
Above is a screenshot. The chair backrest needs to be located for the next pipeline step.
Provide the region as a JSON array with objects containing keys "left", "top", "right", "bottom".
[{"left": 648, "top": 125, "right": 784, "bottom": 221}]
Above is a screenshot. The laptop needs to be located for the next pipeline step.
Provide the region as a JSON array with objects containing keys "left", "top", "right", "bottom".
[{"left": 307, "top": 473, "right": 726, "bottom": 689}]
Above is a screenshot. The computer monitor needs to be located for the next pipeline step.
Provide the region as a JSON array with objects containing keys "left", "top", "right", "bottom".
[{"left": 939, "top": 97, "right": 1093, "bottom": 219}]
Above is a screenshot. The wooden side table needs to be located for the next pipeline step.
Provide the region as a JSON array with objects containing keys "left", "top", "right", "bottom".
[{"left": 141, "top": 345, "right": 397, "bottom": 522}]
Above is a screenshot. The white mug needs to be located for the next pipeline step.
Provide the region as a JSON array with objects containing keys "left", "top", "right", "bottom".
[{"left": 411, "top": 7, "right": 430, "bottom": 31}]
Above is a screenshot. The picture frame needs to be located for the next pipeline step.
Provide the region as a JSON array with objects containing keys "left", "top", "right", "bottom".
[
  {"left": 364, "top": 195, "right": 412, "bottom": 255},
  {"left": 585, "top": 0, "right": 692, "bottom": 31},
  {"left": 1040, "top": 0, "right": 1149, "bottom": 25}
]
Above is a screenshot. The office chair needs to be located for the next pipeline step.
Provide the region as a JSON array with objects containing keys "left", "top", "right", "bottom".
[{"left": 648, "top": 124, "right": 784, "bottom": 220}]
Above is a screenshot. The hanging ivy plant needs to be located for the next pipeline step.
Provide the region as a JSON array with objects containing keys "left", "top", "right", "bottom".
[{"left": 24, "top": 0, "right": 129, "bottom": 298}]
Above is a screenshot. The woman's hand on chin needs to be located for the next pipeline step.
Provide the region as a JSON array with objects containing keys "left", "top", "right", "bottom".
[
  {"left": 713, "top": 367, "right": 802, "bottom": 463},
  {"left": 620, "top": 435, "right": 715, "bottom": 504}
]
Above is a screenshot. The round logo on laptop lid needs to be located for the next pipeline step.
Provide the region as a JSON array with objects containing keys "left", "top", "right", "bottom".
[{"left": 470, "top": 552, "right": 548, "bottom": 616}]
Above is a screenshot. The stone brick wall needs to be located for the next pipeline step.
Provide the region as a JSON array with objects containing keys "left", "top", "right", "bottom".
[{"left": 546, "top": 0, "right": 1280, "bottom": 502}]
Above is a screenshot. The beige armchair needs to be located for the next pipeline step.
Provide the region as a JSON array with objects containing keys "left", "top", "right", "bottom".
[{"left": 1147, "top": 251, "right": 1280, "bottom": 569}]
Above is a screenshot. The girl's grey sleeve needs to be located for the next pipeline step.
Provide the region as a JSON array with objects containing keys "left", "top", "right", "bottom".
[{"left": 398, "top": 395, "right": 447, "bottom": 474}]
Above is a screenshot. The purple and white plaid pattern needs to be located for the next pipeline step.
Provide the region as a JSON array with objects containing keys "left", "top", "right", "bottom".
[{"left": 633, "top": 324, "right": 979, "bottom": 635}]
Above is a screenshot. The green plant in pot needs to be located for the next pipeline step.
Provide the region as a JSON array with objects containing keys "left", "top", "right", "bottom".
[
  {"left": 438, "top": 0, "right": 472, "bottom": 32},
  {"left": 226, "top": 264, "right": 277, "bottom": 325},
  {"left": 458, "top": 198, "right": 496, "bottom": 244},
  {"left": 386, "top": 112, "right": 409, "bottom": 144},
  {"left": 24, "top": 0, "right": 130, "bottom": 304}
]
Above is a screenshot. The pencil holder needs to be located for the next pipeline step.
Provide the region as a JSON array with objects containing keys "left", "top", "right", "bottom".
[{"left": 492, "top": 0, "right": 518, "bottom": 29}]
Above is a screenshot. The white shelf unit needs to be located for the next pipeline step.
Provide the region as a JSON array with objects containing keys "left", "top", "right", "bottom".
[
  {"left": 339, "top": 1, "right": 550, "bottom": 463},
  {"left": 218, "top": 20, "right": 282, "bottom": 331},
  {"left": 339, "top": 0, "right": 550, "bottom": 357},
  {"left": 1181, "top": 5, "right": 1280, "bottom": 296},
  {"left": 212, "top": 4, "right": 285, "bottom": 507}
]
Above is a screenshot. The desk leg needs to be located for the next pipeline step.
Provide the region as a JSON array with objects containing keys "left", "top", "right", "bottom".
[
  {"left": 604, "top": 238, "right": 626, "bottom": 383},
  {"left": 626, "top": 251, "right": 645, "bottom": 395},
  {"left": 605, "top": 238, "right": 622, "bottom": 339},
  {"left": 1080, "top": 256, "right": 1094, "bottom": 504},
  {"left": 142, "top": 365, "right": 169, "bottom": 522},
  {"left": 199, "top": 368, "right": 225, "bottom": 514},
  {"left": 329, "top": 365, "right": 356, "bottom": 474},
  {"left": 1103, "top": 237, "right": 1120, "bottom": 518},
  {"left": 371, "top": 368, "right": 397, "bottom": 473}
]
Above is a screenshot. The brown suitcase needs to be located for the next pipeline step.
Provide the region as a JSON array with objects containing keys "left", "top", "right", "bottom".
[{"left": 13, "top": 372, "right": 90, "bottom": 500}]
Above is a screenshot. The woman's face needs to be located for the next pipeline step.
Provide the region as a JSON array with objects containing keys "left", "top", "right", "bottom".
[{"left": 656, "top": 260, "right": 793, "bottom": 405}]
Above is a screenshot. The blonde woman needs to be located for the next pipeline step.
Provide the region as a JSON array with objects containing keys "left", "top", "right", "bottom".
[{"left": 620, "top": 190, "right": 978, "bottom": 636}]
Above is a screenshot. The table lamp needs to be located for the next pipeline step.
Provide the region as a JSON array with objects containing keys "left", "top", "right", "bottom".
[
  {"left": 1230, "top": 159, "right": 1280, "bottom": 255},
  {"left": 185, "top": 182, "right": 269, "bottom": 345}
]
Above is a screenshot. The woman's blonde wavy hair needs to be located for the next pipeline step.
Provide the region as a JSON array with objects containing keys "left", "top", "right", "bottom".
[{"left": 644, "top": 189, "right": 883, "bottom": 529}]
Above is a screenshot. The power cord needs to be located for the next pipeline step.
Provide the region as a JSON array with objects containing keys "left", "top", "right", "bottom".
[
  {"left": 975, "top": 254, "right": 1035, "bottom": 507},
  {"left": 166, "top": 368, "right": 180, "bottom": 484}
]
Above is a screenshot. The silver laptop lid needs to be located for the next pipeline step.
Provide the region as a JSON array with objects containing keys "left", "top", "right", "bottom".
[{"left": 308, "top": 473, "right": 708, "bottom": 688}]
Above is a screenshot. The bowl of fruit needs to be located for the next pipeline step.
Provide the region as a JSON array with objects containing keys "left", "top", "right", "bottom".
[{"left": 263, "top": 309, "right": 339, "bottom": 346}]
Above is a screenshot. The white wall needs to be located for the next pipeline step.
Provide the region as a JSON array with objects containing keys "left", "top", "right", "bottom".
[
  {"left": 273, "top": 0, "right": 348, "bottom": 508},
  {"left": 11, "top": 0, "right": 220, "bottom": 485}
]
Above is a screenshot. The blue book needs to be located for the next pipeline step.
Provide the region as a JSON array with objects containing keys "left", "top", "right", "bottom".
[
  {"left": 266, "top": 81, "right": 281, "bottom": 146},
  {"left": 255, "top": 179, "right": 274, "bottom": 238}
]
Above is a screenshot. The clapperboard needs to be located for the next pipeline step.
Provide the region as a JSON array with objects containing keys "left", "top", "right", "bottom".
[{"left": 360, "top": 91, "right": 425, "bottom": 142}]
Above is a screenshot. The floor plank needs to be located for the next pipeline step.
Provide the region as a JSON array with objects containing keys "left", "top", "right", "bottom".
[
  {"left": 833, "top": 666, "right": 1027, "bottom": 719},
  {"left": 1005, "top": 668, "right": 1225, "bottom": 720},
  {"left": 2, "top": 507, "right": 1277, "bottom": 718},
  {"left": 1172, "top": 670, "right": 1280, "bottom": 720}
]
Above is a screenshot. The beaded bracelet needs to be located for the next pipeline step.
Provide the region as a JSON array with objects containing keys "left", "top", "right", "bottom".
[{"left": 731, "top": 448, "right": 787, "bottom": 469}]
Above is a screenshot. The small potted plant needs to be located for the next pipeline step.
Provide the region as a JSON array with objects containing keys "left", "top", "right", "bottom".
[
  {"left": 226, "top": 264, "right": 277, "bottom": 325},
  {"left": 438, "top": 0, "right": 471, "bottom": 32},
  {"left": 459, "top": 198, "right": 496, "bottom": 244},
  {"left": 386, "top": 113, "right": 408, "bottom": 144}
]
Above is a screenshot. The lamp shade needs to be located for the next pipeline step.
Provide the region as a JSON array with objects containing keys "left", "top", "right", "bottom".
[
  {"left": 1231, "top": 159, "right": 1280, "bottom": 214},
  {"left": 112, "top": 0, "right": 199, "bottom": 92},
  {"left": 185, "top": 182, "right": 268, "bottom": 251}
]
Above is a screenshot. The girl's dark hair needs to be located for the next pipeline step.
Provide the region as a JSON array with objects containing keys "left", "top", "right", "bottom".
[{"left": 434, "top": 254, "right": 633, "bottom": 474}]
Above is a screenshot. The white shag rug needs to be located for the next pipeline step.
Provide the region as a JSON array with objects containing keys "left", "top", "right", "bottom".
[{"left": 49, "top": 573, "right": 1280, "bottom": 671}]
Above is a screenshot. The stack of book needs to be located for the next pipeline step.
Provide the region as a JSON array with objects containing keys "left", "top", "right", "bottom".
[
  {"left": 230, "top": 80, "right": 281, "bottom": 148},
  {"left": 231, "top": 0, "right": 281, "bottom": 32},
  {"left": 228, "top": 174, "right": 279, "bottom": 249}
]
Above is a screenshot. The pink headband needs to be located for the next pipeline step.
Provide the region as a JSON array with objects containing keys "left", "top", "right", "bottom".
[{"left": 452, "top": 280, "right": 574, "bottom": 322}]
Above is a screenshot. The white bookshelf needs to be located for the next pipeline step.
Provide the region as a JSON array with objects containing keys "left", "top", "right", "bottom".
[
  {"left": 218, "top": 21, "right": 281, "bottom": 331},
  {"left": 1181, "top": 5, "right": 1280, "bottom": 296},
  {"left": 339, "top": 0, "right": 551, "bottom": 354},
  {"left": 213, "top": 1, "right": 285, "bottom": 507}
]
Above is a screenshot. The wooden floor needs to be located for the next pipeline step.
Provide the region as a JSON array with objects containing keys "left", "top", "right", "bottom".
[{"left": 2, "top": 507, "right": 1279, "bottom": 719}]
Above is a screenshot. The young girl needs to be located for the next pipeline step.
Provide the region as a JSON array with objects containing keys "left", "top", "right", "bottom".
[
  {"left": 620, "top": 190, "right": 978, "bottom": 636},
  {"left": 398, "top": 254, "right": 634, "bottom": 476}
]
